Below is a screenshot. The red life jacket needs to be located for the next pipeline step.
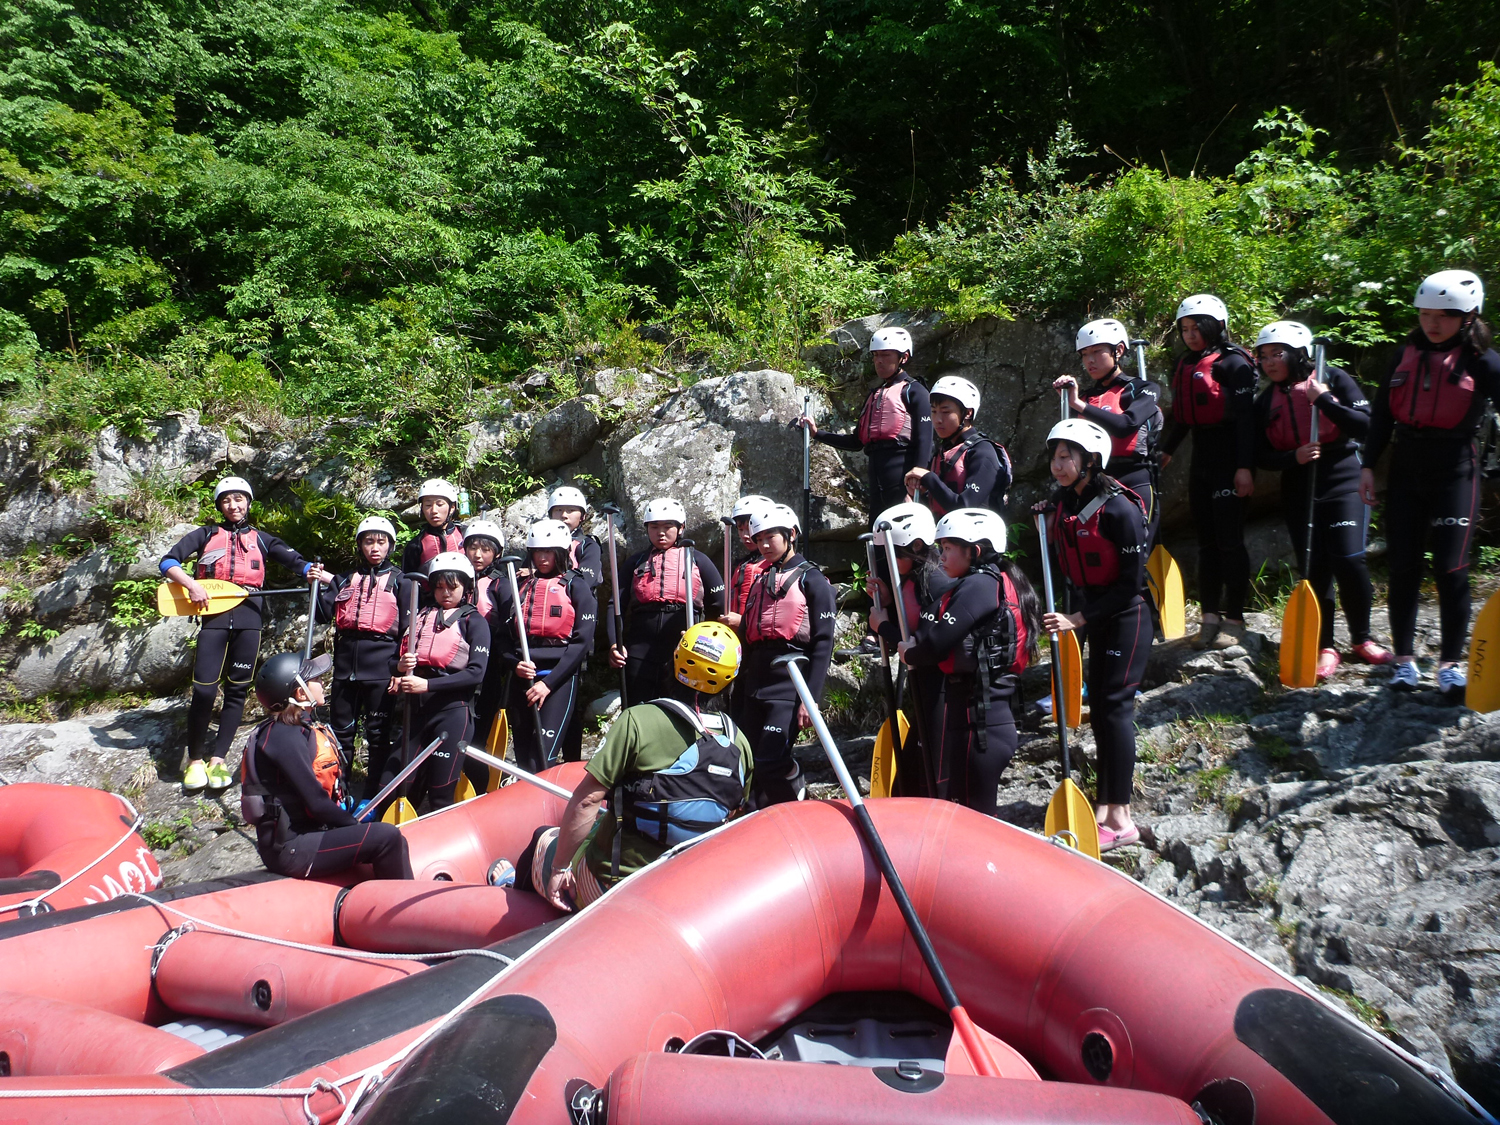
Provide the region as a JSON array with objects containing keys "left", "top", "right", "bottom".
[
  {"left": 857, "top": 377, "right": 914, "bottom": 444},
  {"left": 402, "top": 605, "right": 475, "bottom": 671},
  {"left": 632, "top": 547, "right": 703, "bottom": 609},
  {"left": 415, "top": 524, "right": 465, "bottom": 566},
  {"left": 474, "top": 573, "right": 499, "bottom": 619},
  {"left": 196, "top": 525, "right": 265, "bottom": 587},
  {"left": 1085, "top": 378, "right": 1158, "bottom": 458},
  {"left": 730, "top": 556, "right": 770, "bottom": 615},
  {"left": 925, "top": 431, "right": 1012, "bottom": 514},
  {"left": 1265, "top": 380, "right": 1342, "bottom": 452},
  {"left": 1387, "top": 343, "right": 1472, "bottom": 431},
  {"left": 1051, "top": 481, "right": 1147, "bottom": 588},
  {"left": 937, "top": 571, "right": 1028, "bottom": 677},
  {"left": 900, "top": 575, "right": 922, "bottom": 633},
  {"left": 521, "top": 573, "right": 576, "bottom": 643},
  {"left": 333, "top": 569, "right": 400, "bottom": 635},
  {"left": 1172, "top": 349, "right": 1231, "bottom": 426},
  {"left": 240, "top": 720, "right": 344, "bottom": 831},
  {"left": 744, "top": 561, "right": 817, "bottom": 645}
]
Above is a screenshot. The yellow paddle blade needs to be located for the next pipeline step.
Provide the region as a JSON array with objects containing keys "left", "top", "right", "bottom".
[
  {"left": 486, "top": 765, "right": 504, "bottom": 793},
  {"left": 381, "top": 797, "right": 418, "bottom": 825},
  {"left": 1279, "top": 580, "right": 1322, "bottom": 689},
  {"left": 486, "top": 710, "right": 508, "bottom": 756},
  {"left": 454, "top": 774, "right": 477, "bottom": 804},
  {"left": 1146, "top": 546, "right": 1186, "bottom": 640},
  {"left": 1059, "top": 630, "right": 1083, "bottom": 729},
  {"left": 1044, "top": 779, "right": 1101, "bottom": 860},
  {"left": 868, "top": 712, "right": 910, "bottom": 799},
  {"left": 155, "top": 579, "right": 250, "bottom": 617},
  {"left": 1467, "top": 589, "right": 1500, "bottom": 712}
]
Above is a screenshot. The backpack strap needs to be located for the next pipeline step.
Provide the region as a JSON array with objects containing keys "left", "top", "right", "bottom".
[{"left": 648, "top": 697, "right": 737, "bottom": 746}]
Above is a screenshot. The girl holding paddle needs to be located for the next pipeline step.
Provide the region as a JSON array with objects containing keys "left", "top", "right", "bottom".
[
  {"left": 1035, "top": 419, "right": 1151, "bottom": 851},
  {"left": 1252, "top": 321, "right": 1386, "bottom": 680},
  {"left": 891, "top": 509, "right": 1039, "bottom": 816},
  {"left": 1362, "top": 270, "right": 1500, "bottom": 703},
  {"left": 160, "top": 476, "right": 330, "bottom": 792}
]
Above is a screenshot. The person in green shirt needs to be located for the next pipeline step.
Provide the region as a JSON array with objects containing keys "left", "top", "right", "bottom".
[{"left": 540, "top": 620, "right": 754, "bottom": 910}]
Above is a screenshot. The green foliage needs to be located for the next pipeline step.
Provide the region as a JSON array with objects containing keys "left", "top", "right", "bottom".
[
  {"left": 255, "top": 482, "right": 409, "bottom": 570},
  {"left": 16, "top": 620, "right": 61, "bottom": 643},
  {"left": 141, "top": 813, "right": 194, "bottom": 850},
  {"left": 109, "top": 579, "right": 160, "bottom": 629}
]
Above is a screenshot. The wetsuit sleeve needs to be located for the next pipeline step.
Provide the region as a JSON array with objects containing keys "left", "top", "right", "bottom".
[
  {"left": 401, "top": 538, "right": 421, "bottom": 575},
  {"left": 1159, "top": 418, "right": 1189, "bottom": 457},
  {"left": 255, "top": 532, "right": 310, "bottom": 578},
  {"left": 904, "top": 379, "right": 933, "bottom": 471},
  {"left": 577, "top": 538, "right": 604, "bottom": 589},
  {"left": 159, "top": 525, "right": 211, "bottom": 575},
  {"left": 802, "top": 570, "right": 838, "bottom": 701},
  {"left": 1083, "top": 496, "right": 1148, "bottom": 621},
  {"left": 545, "top": 578, "right": 598, "bottom": 684},
  {"left": 1219, "top": 351, "right": 1258, "bottom": 470},
  {"left": 606, "top": 553, "right": 640, "bottom": 646},
  {"left": 1473, "top": 348, "right": 1500, "bottom": 415},
  {"left": 695, "top": 551, "right": 725, "bottom": 618},
  {"left": 1253, "top": 390, "right": 1297, "bottom": 473},
  {"left": 814, "top": 429, "right": 863, "bottom": 452},
  {"left": 903, "top": 575, "right": 997, "bottom": 667},
  {"left": 1315, "top": 368, "right": 1371, "bottom": 439},
  {"left": 1079, "top": 381, "right": 1161, "bottom": 439},
  {"left": 1363, "top": 351, "right": 1402, "bottom": 466},
  {"left": 264, "top": 724, "right": 356, "bottom": 828},
  {"left": 315, "top": 575, "right": 346, "bottom": 623}
]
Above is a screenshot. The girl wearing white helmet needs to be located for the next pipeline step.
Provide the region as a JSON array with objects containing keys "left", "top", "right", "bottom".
[
  {"left": 720, "top": 495, "right": 777, "bottom": 630},
  {"left": 1037, "top": 419, "right": 1151, "bottom": 850},
  {"left": 312, "top": 515, "right": 411, "bottom": 791},
  {"left": 1158, "top": 294, "right": 1258, "bottom": 649},
  {"left": 159, "top": 476, "right": 331, "bottom": 792},
  {"left": 489, "top": 520, "right": 599, "bottom": 771},
  {"left": 378, "top": 551, "right": 490, "bottom": 813},
  {"left": 734, "top": 503, "right": 837, "bottom": 806},
  {"left": 607, "top": 497, "right": 725, "bottom": 705},
  {"left": 1362, "top": 269, "right": 1498, "bottom": 702},
  {"left": 1252, "top": 322, "right": 1387, "bottom": 679},
  {"left": 904, "top": 375, "right": 1013, "bottom": 518},
  {"left": 888, "top": 508, "right": 1040, "bottom": 817},
  {"left": 798, "top": 325, "right": 934, "bottom": 517},
  {"left": 1054, "top": 318, "right": 1164, "bottom": 546},
  {"left": 400, "top": 478, "right": 465, "bottom": 572},
  {"left": 547, "top": 485, "right": 604, "bottom": 591}
]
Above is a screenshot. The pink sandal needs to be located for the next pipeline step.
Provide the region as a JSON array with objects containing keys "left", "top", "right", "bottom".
[
  {"left": 1098, "top": 824, "right": 1141, "bottom": 852},
  {"left": 1316, "top": 649, "right": 1341, "bottom": 680},
  {"left": 1351, "top": 640, "right": 1394, "bottom": 666}
]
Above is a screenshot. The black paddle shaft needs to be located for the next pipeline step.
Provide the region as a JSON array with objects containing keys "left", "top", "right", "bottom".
[
  {"left": 1033, "top": 514, "right": 1072, "bottom": 780},
  {"left": 599, "top": 503, "right": 631, "bottom": 708},
  {"left": 398, "top": 572, "right": 427, "bottom": 799},
  {"left": 1306, "top": 341, "right": 1328, "bottom": 576},
  {"left": 876, "top": 524, "right": 939, "bottom": 798},
  {"left": 861, "top": 535, "right": 906, "bottom": 773},
  {"left": 801, "top": 393, "right": 813, "bottom": 535},
  {"left": 501, "top": 555, "right": 547, "bottom": 753}
]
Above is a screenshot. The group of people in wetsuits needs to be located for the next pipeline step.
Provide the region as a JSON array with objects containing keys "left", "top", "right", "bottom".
[{"left": 160, "top": 268, "right": 1497, "bottom": 876}]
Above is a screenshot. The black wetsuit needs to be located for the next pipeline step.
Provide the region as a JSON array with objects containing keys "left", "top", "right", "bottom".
[
  {"left": 1255, "top": 365, "right": 1374, "bottom": 650},
  {"left": 558, "top": 532, "right": 605, "bottom": 763},
  {"left": 1076, "top": 370, "right": 1164, "bottom": 546},
  {"left": 735, "top": 552, "right": 837, "bottom": 806},
  {"left": 1365, "top": 332, "right": 1500, "bottom": 661},
  {"left": 816, "top": 372, "right": 934, "bottom": 516},
  {"left": 915, "top": 428, "right": 1008, "bottom": 516},
  {"left": 159, "top": 524, "right": 309, "bottom": 763},
  {"left": 247, "top": 719, "right": 411, "bottom": 880},
  {"left": 873, "top": 553, "right": 957, "bottom": 798},
  {"left": 316, "top": 564, "right": 409, "bottom": 773},
  {"left": 1050, "top": 478, "right": 1152, "bottom": 807},
  {"left": 608, "top": 546, "right": 725, "bottom": 705},
  {"left": 1160, "top": 344, "right": 1257, "bottom": 619},
  {"left": 492, "top": 571, "right": 598, "bottom": 772}
]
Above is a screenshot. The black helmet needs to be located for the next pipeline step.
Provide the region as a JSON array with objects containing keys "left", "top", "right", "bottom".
[{"left": 255, "top": 652, "right": 332, "bottom": 712}]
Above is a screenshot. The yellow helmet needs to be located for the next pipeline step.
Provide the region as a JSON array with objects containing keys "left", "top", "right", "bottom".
[{"left": 674, "top": 622, "right": 742, "bottom": 694}]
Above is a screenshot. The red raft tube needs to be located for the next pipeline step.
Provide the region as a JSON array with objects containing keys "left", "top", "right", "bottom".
[
  {"left": 0, "top": 799, "right": 1488, "bottom": 1125},
  {"left": 0, "top": 766, "right": 580, "bottom": 1086},
  {"left": 0, "top": 784, "right": 162, "bottom": 917}
]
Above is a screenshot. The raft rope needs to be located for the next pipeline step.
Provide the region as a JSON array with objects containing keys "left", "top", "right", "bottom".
[
  {"left": 0, "top": 797, "right": 146, "bottom": 917},
  {"left": 0, "top": 1078, "right": 345, "bottom": 1125}
]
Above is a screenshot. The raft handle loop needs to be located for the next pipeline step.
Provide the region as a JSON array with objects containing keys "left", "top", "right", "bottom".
[
  {"left": 149, "top": 921, "right": 197, "bottom": 980},
  {"left": 304, "top": 1077, "right": 345, "bottom": 1125},
  {"left": 1049, "top": 829, "right": 1081, "bottom": 851},
  {"left": 0, "top": 811, "right": 147, "bottom": 917}
]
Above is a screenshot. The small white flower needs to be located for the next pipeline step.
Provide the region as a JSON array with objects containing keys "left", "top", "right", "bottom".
[{"left": 1436, "top": 208, "right": 1449, "bottom": 217}]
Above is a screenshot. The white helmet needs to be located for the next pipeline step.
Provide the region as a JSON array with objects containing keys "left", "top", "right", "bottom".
[
  {"left": 930, "top": 375, "right": 981, "bottom": 417},
  {"left": 418, "top": 478, "right": 459, "bottom": 504},
  {"left": 731, "top": 494, "right": 776, "bottom": 521},
  {"left": 427, "top": 551, "right": 475, "bottom": 581},
  {"left": 355, "top": 516, "right": 398, "bottom": 543},
  {"left": 934, "top": 508, "right": 1007, "bottom": 555},
  {"left": 1415, "top": 269, "right": 1484, "bottom": 314},
  {"left": 526, "top": 519, "right": 573, "bottom": 550},
  {"left": 1254, "top": 321, "right": 1313, "bottom": 357},
  {"left": 1075, "top": 318, "right": 1129, "bottom": 352},
  {"left": 749, "top": 503, "right": 800, "bottom": 538},
  {"left": 642, "top": 497, "right": 686, "bottom": 526},
  {"left": 869, "top": 326, "right": 914, "bottom": 355},
  {"left": 546, "top": 485, "right": 589, "bottom": 513},
  {"left": 1175, "top": 294, "right": 1229, "bottom": 328},
  {"left": 214, "top": 476, "right": 255, "bottom": 503},
  {"left": 1047, "top": 418, "right": 1112, "bottom": 470},
  {"left": 872, "top": 502, "right": 937, "bottom": 548},
  {"left": 463, "top": 519, "right": 504, "bottom": 548}
]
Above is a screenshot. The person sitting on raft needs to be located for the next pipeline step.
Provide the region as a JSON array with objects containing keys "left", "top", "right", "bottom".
[
  {"left": 537, "top": 621, "right": 754, "bottom": 911},
  {"left": 240, "top": 652, "right": 413, "bottom": 880}
]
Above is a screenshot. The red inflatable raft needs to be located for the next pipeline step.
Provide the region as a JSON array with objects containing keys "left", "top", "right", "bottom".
[
  {"left": 0, "top": 784, "right": 161, "bottom": 917},
  {"left": 0, "top": 798, "right": 1483, "bottom": 1124}
]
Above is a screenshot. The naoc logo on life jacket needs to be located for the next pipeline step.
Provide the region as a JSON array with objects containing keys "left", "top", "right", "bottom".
[
  {"left": 1331, "top": 520, "right": 1358, "bottom": 528},
  {"left": 1212, "top": 488, "right": 1238, "bottom": 500},
  {"left": 764, "top": 724, "right": 784, "bottom": 734},
  {"left": 1431, "top": 516, "right": 1471, "bottom": 527}
]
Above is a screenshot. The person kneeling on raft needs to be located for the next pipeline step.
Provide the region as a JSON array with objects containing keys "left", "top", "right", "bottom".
[
  {"left": 537, "top": 622, "right": 754, "bottom": 911},
  {"left": 241, "top": 652, "right": 413, "bottom": 880},
  {"left": 1035, "top": 419, "right": 1152, "bottom": 852},
  {"left": 890, "top": 508, "right": 1040, "bottom": 816}
]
